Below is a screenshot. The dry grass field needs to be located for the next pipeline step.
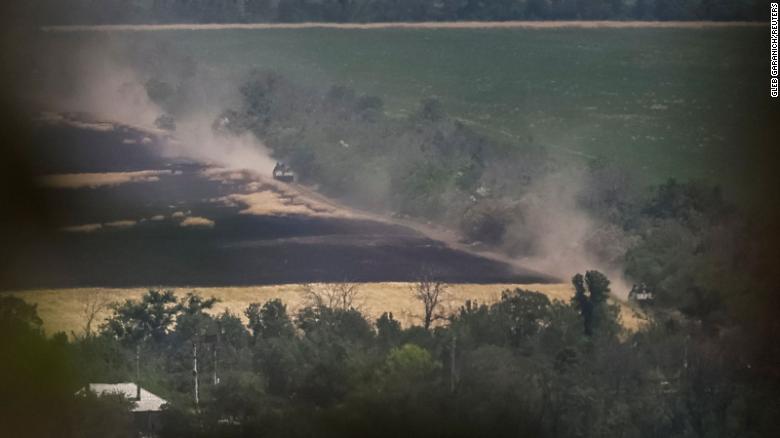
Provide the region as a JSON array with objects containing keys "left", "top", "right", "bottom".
[{"left": 3, "top": 282, "right": 647, "bottom": 337}]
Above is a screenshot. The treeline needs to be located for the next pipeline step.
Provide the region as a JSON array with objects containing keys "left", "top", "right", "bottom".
[
  {"left": 2, "top": 268, "right": 778, "bottom": 437},
  {"left": 27, "top": 0, "right": 767, "bottom": 25}
]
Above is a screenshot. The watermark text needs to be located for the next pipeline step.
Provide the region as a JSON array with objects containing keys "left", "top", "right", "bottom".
[{"left": 771, "top": 3, "right": 778, "bottom": 97}]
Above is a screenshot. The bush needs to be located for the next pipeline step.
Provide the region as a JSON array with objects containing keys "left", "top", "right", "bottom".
[{"left": 460, "top": 201, "right": 511, "bottom": 244}]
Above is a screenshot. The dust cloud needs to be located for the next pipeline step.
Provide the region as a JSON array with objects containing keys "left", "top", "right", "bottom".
[
  {"left": 509, "top": 171, "right": 633, "bottom": 298},
  {"left": 32, "top": 40, "right": 276, "bottom": 177},
  {"left": 164, "top": 114, "right": 276, "bottom": 175}
]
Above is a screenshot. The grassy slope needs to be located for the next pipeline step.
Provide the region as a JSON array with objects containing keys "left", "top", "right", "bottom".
[{"left": 75, "top": 26, "right": 769, "bottom": 199}]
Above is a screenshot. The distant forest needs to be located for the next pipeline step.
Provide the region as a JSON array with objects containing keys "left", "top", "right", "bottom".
[{"left": 24, "top": 0, "right": 768, "bottom": 25}]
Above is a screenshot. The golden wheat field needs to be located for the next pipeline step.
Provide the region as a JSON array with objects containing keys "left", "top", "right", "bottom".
[{"left": 3, "top": 282, "right": 646, "bottom": 336}]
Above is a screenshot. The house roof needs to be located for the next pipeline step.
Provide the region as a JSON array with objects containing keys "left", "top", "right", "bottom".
[{"left": 79, "top": 383, "right": 168, "bottom": 412}]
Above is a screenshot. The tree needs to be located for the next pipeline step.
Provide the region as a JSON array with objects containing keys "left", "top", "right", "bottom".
[
  {"left": 70, "top": 391, "right": 136, "bottom": 438},
  {"left": 454, "top": 345, "right": 546, "bottom": 436},
  {"left": 80, "top": 290, "right": 111, "bottom": 339},
  {"left": 571, "top": 270, "right": 613, "bottom": 336},
  {"left": 215, "top": 310, "right": 250, "bottom": 350},
  {"left": 144, "top": 79, "right": 175, "bottom": 110},
  {"left": 171, "top": 292, "right": 220, "bottom": 349},
  {"left": 379, "top": 344, "right": 441, "bottom": 387},
  {"left": 178, "top": 292, "right": 219, "bottom": 316},
  {"left": 450, "top": 289, "right": 553, "bottom": 351},
  {"left": 642, "top": 179, "right": 730, "bottom": 226},
  {"left": 411, "top": 271, "right": 450, "bottom": 330},
  {"left": 292, "top": 305, "right": 374, "bottom": 405},
  {"left": 336, "top": 343, "right": 444, "bottom": 436},
  {"left": 624, "top": 179, "right": 737, "bottom": 317},
  {"left": 296, "top": 305, "right": 373, "bottom": 344},
  {"left": 205, "top": 371, "right": 267, "bottom": 427},
  {"left": 460, "top": 200, "right": 510, "bottom": 244},
  {"left": 0, "top": 296, "right": 75, "bottom": 437},
  {"left": 376, "top": 312, "right": 402, "bottom": 349},
  {"left": 245, "top": 299, "right": 295, "bottom": 339},
  {"left": 239, "top": 70, "right": 288, "bottom": 132},
  {"left": 303, "top": 282, "right": 362, "bottom": 311},
  {"left": 0, "top": 295, "right": 43, "bottom": 332},
  {"left": 496, "top": 289, "right": 552, "bottom": 344},
  {"left": 102, "top": 289, "right": 179, "bottom": 344}
]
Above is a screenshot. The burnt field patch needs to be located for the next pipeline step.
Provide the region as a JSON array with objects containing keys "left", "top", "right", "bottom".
[
  {"left": 1, "top": 120, "right": 553, "bottom": 289},
  {"left": 3, "top": 213, "right": 553, "bottom": 289}
]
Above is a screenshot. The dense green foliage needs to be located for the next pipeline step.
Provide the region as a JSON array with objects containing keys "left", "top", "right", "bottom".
[
  {"left": 0, "top": 296, "right": 137, "bottom": 437},
  {"left": 25, "top": 0, "right": 767, "bottom": 25},
  {"left": 571, "top": 270, "right": 620, "bottom": 336},
  {"left": 203, "top": 69, "right": 545, "bottom": 239},
  {"left": 2, "top": 270, "right": 778, "bottom": 437}
]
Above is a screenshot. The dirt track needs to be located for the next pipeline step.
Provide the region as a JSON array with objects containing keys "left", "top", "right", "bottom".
[{"left": 42, "top": 20, "right": 763, "bottom": 32}]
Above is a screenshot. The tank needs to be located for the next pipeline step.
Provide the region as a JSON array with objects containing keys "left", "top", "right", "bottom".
[{"left": 272, "top": 162, "right": 295, "bottom": 183}]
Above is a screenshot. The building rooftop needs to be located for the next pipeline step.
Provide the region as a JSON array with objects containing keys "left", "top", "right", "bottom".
[{"left": 78, "top": 383, "right": 168, "bottom": 412}]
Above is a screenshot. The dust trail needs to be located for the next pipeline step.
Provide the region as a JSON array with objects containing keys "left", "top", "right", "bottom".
[
  {"left": 511, "top": 171, "right": 633, "bottom": 299},
  {"left": 35, "top": 44, "right": 277, "bottom": 177},
  {"left": 163, "top": 114, "right": 276, "bottom": 175}
]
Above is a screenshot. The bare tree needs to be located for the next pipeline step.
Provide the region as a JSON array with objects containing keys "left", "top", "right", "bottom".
[
  {"left": 411, "top": 270, "right": 450, "bottom": 330},
  {"left": 302, "top": 281, "right": 362, "bottom": 310},
  {"left": 80, "top": 290, "right": 110, "bottom": 338}
]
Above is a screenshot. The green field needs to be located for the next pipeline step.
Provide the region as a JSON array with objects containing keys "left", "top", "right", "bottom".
[{"left": 51, "top": 26, "right": 770, "bottom": 199}]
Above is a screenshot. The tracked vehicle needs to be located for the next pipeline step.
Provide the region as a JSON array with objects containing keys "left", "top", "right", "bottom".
[{"left": 272, "top": 162, "right": 295, "bottom": 183}]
